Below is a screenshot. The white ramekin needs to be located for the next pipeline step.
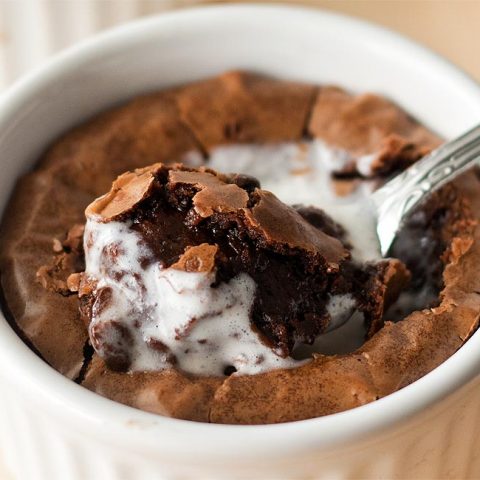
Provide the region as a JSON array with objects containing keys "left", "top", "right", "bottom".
[{"left": 1, "top": 5, "right": 480, "bottom": 479}]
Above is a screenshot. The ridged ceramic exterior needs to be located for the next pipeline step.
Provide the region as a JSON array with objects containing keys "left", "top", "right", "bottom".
[
  {"left": 1, "top": 375, "right": 480, "bottom": 479},
  {"left": 1, "top": 6, "right": 480, "bottom": 479}
]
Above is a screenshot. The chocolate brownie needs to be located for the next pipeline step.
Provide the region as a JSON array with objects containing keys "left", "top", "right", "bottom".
[{"left": 1, "top": 71, "right": 479, "bottom": 424}]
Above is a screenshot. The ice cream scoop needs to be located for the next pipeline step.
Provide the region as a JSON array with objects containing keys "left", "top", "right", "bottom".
[{"left": 78, "top": 163, "right": 408, "bottom": 375}]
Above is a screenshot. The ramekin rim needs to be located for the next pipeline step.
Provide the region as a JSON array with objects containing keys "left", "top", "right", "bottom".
[{"left": 1, "top": 3, "right": 480, "bottom": 460}]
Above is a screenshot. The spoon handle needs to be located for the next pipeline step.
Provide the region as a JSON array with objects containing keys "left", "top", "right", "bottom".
[{"left": 372, "top": 124, "right": 480, "bottom": 256}]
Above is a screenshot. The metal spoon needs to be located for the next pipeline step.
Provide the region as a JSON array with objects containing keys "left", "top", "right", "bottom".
[
  {"left": 372, "top": 123, "right": 480, "bottom": 256},
  {"left": 322, "top": 124, "right": 480, "bottom": 335}
]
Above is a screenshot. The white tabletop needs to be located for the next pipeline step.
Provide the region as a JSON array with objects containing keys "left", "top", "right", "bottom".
[{"left": 0, "top": 453, "right": 12, "bottom": 480}]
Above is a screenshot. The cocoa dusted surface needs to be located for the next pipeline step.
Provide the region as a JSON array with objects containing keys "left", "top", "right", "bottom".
[{"left": 1, "top": 71, "right": 478, "bottom": 423}]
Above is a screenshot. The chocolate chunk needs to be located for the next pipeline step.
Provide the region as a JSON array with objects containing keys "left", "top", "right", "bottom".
[
  {"left": 36, "top": 224, "right": 86, "bottom": 296},
  {"left": 90, "top": 319, "right": 133, "bottom": 372},
  {"left": 168, "top": 168, "right": 249, "bottom": 217},
  {"left": 86, "top": 164, "right": 159, "bottom": 221},
  {"left": 171, "top": 244, "right": 218, "bottom": 273},
  {"left": 229, "top": 174, "right": 261, "bottom": 193},
  {"left": 294, "top": 205, "right": 348, "bottom": 245}
]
